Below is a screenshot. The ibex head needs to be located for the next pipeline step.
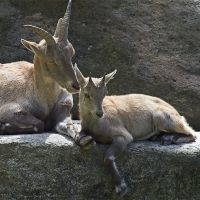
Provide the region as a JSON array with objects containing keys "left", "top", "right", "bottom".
[
  {"left": 21, "top": 0, "right": 80, "bottom": 93},
  {"left": 74, "top": 64, "right": 117, "bottom": 118}
]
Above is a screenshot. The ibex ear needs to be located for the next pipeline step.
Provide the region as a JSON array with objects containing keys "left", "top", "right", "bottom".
[
  {"left": 105, "top": 69, "right": 117, "bottom": 84},
  {"left": 74, "top": 63, "right": 87, "bottom": 88},
  {"left": 21, "top": 39, "right": 41, "bottom": 55}
]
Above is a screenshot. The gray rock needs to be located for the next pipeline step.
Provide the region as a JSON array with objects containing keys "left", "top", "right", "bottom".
[
  {"left": 0, "top": 0, "right": 200, "bottom": 129},
  {"left": 0, "top": 1, "right": 200, "bottom": 197},
  {"left": 0, "top": 132, "right": 200, "bottom": 200}
]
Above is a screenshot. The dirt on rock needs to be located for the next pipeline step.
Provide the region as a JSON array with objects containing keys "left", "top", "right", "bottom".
[{"left": 0, "top": 0, "right": 200, "bottom": 129}]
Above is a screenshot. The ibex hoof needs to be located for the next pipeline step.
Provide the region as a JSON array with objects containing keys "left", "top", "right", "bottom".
[
  {"left": 160, "top": 135, "right": 174, "bottom": 145},
  {"left": 5, "top": 123, "right": 11, "bottom": 127},
  {"left": 160, "top": 133, "right": 196, "bottom": 145},
  {"left": 79, "top": 135, "right": 93, "bottom": 146},
  {"left": 33, "top": 126, "right": 39, "bottom": 132},
  {"left": 115, "top": 181, "right": 128, "bottom": 197},
  {"left": 0, "top": 122, "right": 11, "bottom": 132},
  {"left": 79, "top": 136, "right": 96, "bottom": 151}
]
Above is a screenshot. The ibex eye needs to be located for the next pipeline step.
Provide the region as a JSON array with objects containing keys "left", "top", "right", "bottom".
[{"left": 84, "top": 93, "right": 90, "bottom": 98}]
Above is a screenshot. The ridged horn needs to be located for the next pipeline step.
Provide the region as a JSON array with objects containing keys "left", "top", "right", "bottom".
[
  {"left": 88, "top": 76, "right": 96, "bottom": 88},
  {"left": 24, "top": 25, "right": 56, "bottom": 46},
  {"left": 54, "top": 18, "right": 63, "bottom": 38},
  {"left": 54, "top": 0, "right": 72, "bottom": 41},
  {"left": 99, "top": 74, "right": 106, "bottom": 87}
]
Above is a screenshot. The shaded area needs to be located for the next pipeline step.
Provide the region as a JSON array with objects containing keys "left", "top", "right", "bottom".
[{"left": 0, "top": 0, "right": 200, "bottom": 129}]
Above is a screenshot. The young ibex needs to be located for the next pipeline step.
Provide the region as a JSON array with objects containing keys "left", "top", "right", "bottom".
[
  {"left": 74, "top": 65, "right": 198, "bottom": 196},
  {"left": 0, "top": 0, "right": 92, "bottom": 146}
]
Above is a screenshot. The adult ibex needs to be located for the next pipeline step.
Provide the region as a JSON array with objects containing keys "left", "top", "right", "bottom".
[
  {"left": 0, "top": 0, "right": 92, "bottom": 146},
  {"left": 74, "top": 65, "right": 198, "bottom": 196}
]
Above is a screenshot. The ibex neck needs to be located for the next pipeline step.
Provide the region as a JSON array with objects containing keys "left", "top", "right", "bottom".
[
  {"left": 79, "top": 97, "right": 99, "bottom": 130},
  {"left": 33, "top": 56, "right": 61, "bottom": 111}
]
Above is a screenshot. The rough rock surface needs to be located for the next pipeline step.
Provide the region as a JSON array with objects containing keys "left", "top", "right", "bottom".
[
  {"left": 0, "top": 132, "right": 199, "bottom": 200},
  {"left": 0, "top": 0, "right": 200, "bottom": 129}
]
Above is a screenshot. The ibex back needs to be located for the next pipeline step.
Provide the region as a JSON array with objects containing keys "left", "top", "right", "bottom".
[
  {"left": 0, "top": 0, "right": 92, "bottom": 145},
  {"left": 74, "top": 64, "right": 198, "bottom": 197}
]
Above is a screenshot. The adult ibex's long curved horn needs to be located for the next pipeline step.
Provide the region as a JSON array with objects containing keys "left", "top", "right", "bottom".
[
  {"left": 62, "top": 0, "right": 72, "bottom": 39},
  {"left": 24, "top": 25, "right": 56, "bottom": 46},
  {"left": 54, "top": 0, "right": 72, "bottom": 41},
  {"left": 54, "top": 18, "right": 63, "bottom": 38}
]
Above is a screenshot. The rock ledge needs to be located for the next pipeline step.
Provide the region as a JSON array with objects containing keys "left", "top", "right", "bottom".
[{"left": 0, "top": 132, "right": 200, "bottom": 200}]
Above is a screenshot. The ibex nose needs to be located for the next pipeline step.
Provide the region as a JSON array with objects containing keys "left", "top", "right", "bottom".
[
  {"left": 71, "top": 82, "right": 80, "bottom": 90},
  {"left": 96, "top": 110, "right": 103, "bottom": 118}
]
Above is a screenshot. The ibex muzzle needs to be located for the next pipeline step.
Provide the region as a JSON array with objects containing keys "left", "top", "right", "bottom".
[{"left": 96, "top": 110, "right": 103, "bottom": 118}]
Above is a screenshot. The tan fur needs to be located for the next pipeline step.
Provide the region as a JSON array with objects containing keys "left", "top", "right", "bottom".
[
  {"left": 74, "top": 66, "right": 197, "bottom": 143},
  {"left": 0, "top": 59, "right": 65, "bottom": 120},
  {"left": 100, "top": 94, "right": 196, "bottom": 140},
  {"left": 0, "top": 1, "right": 80, "bottom": 135},
  {"left": 80, "top": 91, "right": 197, "bottom": 144},
  {"left": 75, "top": 65, "right": 198, "bottom": 196}
]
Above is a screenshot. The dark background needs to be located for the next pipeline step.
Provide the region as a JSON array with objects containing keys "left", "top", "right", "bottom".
[{"left": 0, "top": 0, "right": 200, "bottom": 129}]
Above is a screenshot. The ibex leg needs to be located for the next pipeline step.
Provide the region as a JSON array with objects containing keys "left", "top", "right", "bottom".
[
  {"left": 104, "top": 135, "right": 132, "bottom": 197},
  {"left": 153, "top": 111, "right": 196, "bottom": 144},
  {"left": 48, "top": 91, "right": 93, "bottom": 146},
  {"left": 0, "top": 107, "right": 44, "bottom": 134},
  {"left": 0, "top": 103, "right": 44, "bottom": 134}
]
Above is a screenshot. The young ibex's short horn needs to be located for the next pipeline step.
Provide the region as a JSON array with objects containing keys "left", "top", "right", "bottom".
[
  {"left": 88, "top": 76, "right": 96, "bottom": 88},
  {"left": 99, "top": 74, "right": 106, "bottom": 87}
]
